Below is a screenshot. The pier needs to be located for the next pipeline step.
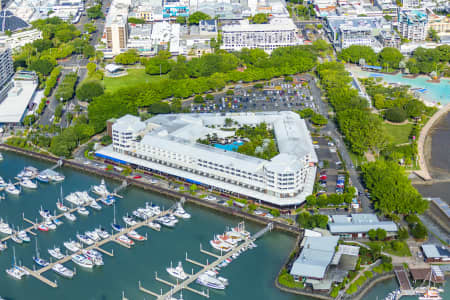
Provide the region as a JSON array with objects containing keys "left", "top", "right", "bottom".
[
  {"left": 139, "top": 223, "right": 273, "bottom": 299},
  {"left": 14, "top": 209, "right": 173, "bottom": 288},
  {"left": 394, "top": 266, "right": 414, "bottom": 296}
]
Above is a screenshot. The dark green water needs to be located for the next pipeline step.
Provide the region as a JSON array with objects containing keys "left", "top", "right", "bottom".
[{"left": 0, "top": 152, "right": 445, "bottom": 300}]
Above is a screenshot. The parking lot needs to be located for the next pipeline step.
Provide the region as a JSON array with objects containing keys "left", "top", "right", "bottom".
[{"left": 183, "top": 76, "right": 318, "bottom": 114}]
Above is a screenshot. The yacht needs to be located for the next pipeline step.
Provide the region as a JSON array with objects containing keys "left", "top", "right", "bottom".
[
  {"left": 99, "top": 195, "right": 115, "bottom": 206},
  {"left": 216, "top": 234, "right": 238, "bottom": 246},
  {"left": 48, "top": 247, "right": 65, "bottom": 260},
  {"left": 85, "top": 231, "right": 101, "bottom": 242},
  {"left": 71, "top": 254, "right": 94, "bottom": 269},
  {"left": 52, "top": 263, "right": 74, "bottom": 278},
  {"left": 11, "top": 234, "right": 23, "bottom": 244},
  {"left": 57, "top": 199, "right": 68, "bottom": 212},
  {"left": 123, "top": 215, "right": 137, "bottom": 226},
  {"left": 50, "top": 173, "right": 65, "bottom": 183},
  {"left": 0, "top": 242, "right": 7, "bottom": 251},
  {"left": 209, "top": 238, "right": 233, "bottom": 252},
  {"left": 157, "top": 216, "right": 176, "bottom": 228},
  {"left": 133, "top": 210, "right": 148, "bottom": 220},
  {"left": 196, "top": 273, "right": 226, "bottom": 290},
  {"left": 77, "top": 207, "right": 90, "bottom": 216},
  {"left": 89, "top": 200, "right": 102, "bottom": 211},
  {"left": 127, "top": 230, "right": 145, "bottom": 241},
  {"left": 36, "top": 173, "right": 49, "bottom": 183},
  {"left": 39, "top": 207, "right": 52, "bottom": 219},
  {"left": 76, "top": 234, "right": 94, "bottom": 246},
  {"left": 147, "top": 221, "right": 161, "bottom": 231},
  {"left": 225, "top": 231, "right": 243, "bottom": 242},
  {"left": 173, "top": 204, "right": 191, "bottom": 219},
  {"left": 0, "top": 220, "right": 13, "bottom": 235},
  {"left": 95, "top": 227, "right": 110, "bottom": 239},
  {"left": 65, "top": 192, "right": 83, "bottom": 206},
  {"left": 64, "top": 240, "right": 82, "bottom": 252},
  {"left": 37, "top": 224, "right": 49, "bottom": 232},
  {"left": 419, "top": 290, "right": 442, "bottom": 300},
  {"left": 64, "top": 212, "right": 77, "bottom": 222},
  {"left": 0, "top": 176, "right": 6, "bottom": 188},
  {"left": 20, "top": 178, "right": 37, "bottom": 189},
  {"left": 231, "top": 224, "right": 250, "bottom": 238},
  {"left": 82, "top": 249, "right": 104, "bottom": 266},
  {"left": 204, "top": 270, "right": 229, "bottom": 286},
  {"left": 166, "top": 261, "right": 189, "bottom": 280},
  {"left": 116, "top": 235, "right": 134, "bottom": 246},
  {"left": 91, "top": 179, "right": 110, "bottom": 197},
  {"left": 5, "top": 183, "right": 20, "bottom": 195},
  {"left": 45, "top": 220, "right": 57, "bottom": 231}
]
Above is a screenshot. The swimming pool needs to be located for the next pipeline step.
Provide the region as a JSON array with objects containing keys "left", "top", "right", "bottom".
[
  {"left": 352, "top": 69, "right": 450, "bottom": 104},
  {"left": 214, "top": 141, "right": 244, "bottom": 151}
]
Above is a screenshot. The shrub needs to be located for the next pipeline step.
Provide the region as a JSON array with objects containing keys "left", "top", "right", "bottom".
[
  {"left": 355, "top": 275, "right": 367, "bottom": 286},
  {"left": 346, "top": 283, "right": 358, "bottom": 294},
  {"left": 330, "top": 286, "right": 340, "bottom": 298},
  {"left": 278, "top": 273, "right": 304, "bottom": 289},
  {"left": 385, "top": 107, "right": 407, "bottom": 123},
  {"left": 364, "top": 271, "right": 373, "bottom": 278},
  {"left": 373, "top": 265, "right": 383, "bottom": 274},
  {"left": 193, "top": 95, "right": 204, "bottom": 103}
]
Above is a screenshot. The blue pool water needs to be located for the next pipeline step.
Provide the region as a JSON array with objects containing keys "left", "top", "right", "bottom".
[
  {"left": 214, "top": 141, "right": 244, "bottom": 151},
  {"left": 352, "top": 69, "right": 450, "bottom": 104}
]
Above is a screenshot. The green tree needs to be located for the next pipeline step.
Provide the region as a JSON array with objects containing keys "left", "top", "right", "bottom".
[
  {"left": 250, "top": 13, "right": 269, "bottom": 24},
  {"left": 376, "top": 228, "right": 387, "bottom": 241},
  {"left": 378, "top": 47, "right": 404, "bottom": 69},
  {"left": 176, "top": 16, "right": 186, "bottom": 24},
  {"left": 32, "top": 39, "right": 53, "bottom": 52},
  {"left": 428, "top": 28, "right": 440, "bottom": 42},
  {"left": 127, "top": 17, "right": 145, "bottom": 24},
  {"left": 188, "top": 12, "right": 211, "bottom": 25},
  {"left": 310, "top": 113, "right": 328, "bottom": 125},
  {"left": 30, "top": 59, "right": 54, "bottom": 76},
  {"left": 54, "top": 103, "right": 63, "bottom": 118},
  {"left": 368, "top": 229, "right": 377, "bottom": 241},
  {"left": 411, "top": 223, "right": 428, "bottom": 239},
  {"left": 398, "top": 227, "right": 409, "bottom": 240},
  {"left": 76, "top": 81, "right": 104, "bottom": 101},
  {"left": 83, "top": 23, "right": 96, "bottom": 33},
  {"left": 145, "top": 57, "right": 172, "bottom": 75},
  {"left": 385, "top": 107, "right": 407, "bottom": 123},
  {"left": 87, "top": 5, "right": 103, "bottom": 19},
  {"left": 114, "top": 49, "right": 139, "bottom": 65}
]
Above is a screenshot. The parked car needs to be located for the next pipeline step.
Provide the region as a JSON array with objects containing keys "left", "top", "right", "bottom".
[{"left": 133, "top": 175, "right": 142, "bottom": 179}]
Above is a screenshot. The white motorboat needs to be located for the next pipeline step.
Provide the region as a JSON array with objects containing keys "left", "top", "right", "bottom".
[
  {"left": 0, "top": 176, "right": 6, "bottom": 187},
  {"left": 167, "top": 214, "right": 179, "bottom": 224},
  {"left": 64, "top": 212, "right": 77, "bottom": 222},
  {"left": 225, "top": 231, "right": 243, "bottom": 242},
  {"left": 57, "top": 201, "right": 68, "bottom": 212},
  {"left": 147, "top": 221, "right": 161, "bottom": 231},
  {"left": 94, "top": 227, "right": 110, "bottom": 239},
  {"left": 52, "top": 263, "right": 74, "bottom": 278},
  {"left": 39, "top": 207, "right": 52, "bottom": 219},
  {"left": 116, "top": 235, "right": 134, "bottom": 246},
  {"left": 5, "top": 183, "right": 20, "bottom": 195},
  {"left": 0, "top": 219, "right": 12, "bottom": 235},
  {"left": 71, "top": 254, "right": 93, "bottom": 269},
  {"left": 210, "top": 238, "right": 233, "bottom": 252},
  {"left": 204, "top": 270, "right": 229, "bottom": 286},
  {"left": 82, "top": 249, "right": 104, "bottom": 266},
  {"left": 77, "top": 207, "right": 90, "bottom": 216},
  {"left": 65, "top": 192, "right": 83, "bottom": 206},
  {"left": 64, "top": 240, "right": 82, "bottom": 252},
  {"left": 85, "top": 231, "right": 101, "bottom": 242},
  {"left": 123, "top": 215, "right": 137, "bottom": 226},
  {"left": 99, "top": 195, "right": 115, "bottom": 206},
  {"left": 89, "top": 200, "right": 102, "bottom": 211},
  {"left": 36, "top": 174, "right": 49, "bottom": 183},
  {"left": 216, "top": 234, "right": 238, "bottom": 246},
  {"left": 17, "top": 230, "right": 30, "bottom": 243},
  {"left": 76, "top": 234, "right": 94, "bottom": 246},
  {"left": 127, "top": 230, "right": 145, "bottom": 241},
  {"left": 173, "top": 203, "right": 191, "bottom": 219},
  {"left": 231, "top": 223, "right": 250, "bottom": 238},
  {"left": 53, "top": 217, "right": 63, "bottom": 226},
  {"left": 166, "top": 261, "right": 189, "bottom": 280},
  {"left": 50, "top": 174, "right": 65, "bottom": 182},
  {"left": 0, "top": 242, "right": 7, "bottom": 251},
  {"left": 196, "top": 273, "right": 226, "bottom": 290},
  {"left": 157, "top": 216, "right": 176, "bottom": 228},
  {"left": 45, "top": 220, "right": 56, "bottom": 230},
  {"left": 91, "top": 179, "right": 109, "bottom": 197},
  {"left": 10, "top": 234, "right": 23, "bottom": 244},
  {"left": 20, "top": 178, "right": 37, "bottom": 189},
  {"left": 48, "top": 247, "right": 65, "bottom": 260}
]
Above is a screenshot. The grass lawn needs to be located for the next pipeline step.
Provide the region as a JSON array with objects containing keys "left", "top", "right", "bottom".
[
  {"left": 364, "top": 240, "right": 412, "bottom": 257},
  {"left": 103, "top": 68, "right": 168, "bottom": 93},
  {"left": 382, "top": 122, "right": 414, "bottom": 145}
]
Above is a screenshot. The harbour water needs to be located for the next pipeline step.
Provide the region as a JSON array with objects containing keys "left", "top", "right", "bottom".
[{"left": 0, "top": 151, "right": 446, "bottom": 300}]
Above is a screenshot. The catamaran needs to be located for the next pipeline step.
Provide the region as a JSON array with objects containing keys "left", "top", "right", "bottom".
[
  {"left": 166, "top": 261, "right": 189, "bottom": 280},
  {"left": 6, "top": 247, "right": 29, "bottom": 280}
]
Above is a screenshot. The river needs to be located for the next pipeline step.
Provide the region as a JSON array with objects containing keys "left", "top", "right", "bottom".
[{"left": 0, "top": 151, "right": 447, "bottom": 300}]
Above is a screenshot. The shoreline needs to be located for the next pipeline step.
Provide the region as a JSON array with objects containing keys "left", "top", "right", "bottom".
[{"left": 0, "top": 143, "right": 301, "bottom": 236}]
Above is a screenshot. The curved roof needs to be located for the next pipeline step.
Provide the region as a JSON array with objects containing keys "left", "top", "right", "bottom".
[{"left": 0, "top": 10, "right": 29, "bottom": 32}]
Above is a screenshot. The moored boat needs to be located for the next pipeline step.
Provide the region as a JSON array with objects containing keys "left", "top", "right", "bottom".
[
  {"left": 20, "top": 178, "right": 37, "bottom": 189},
  {"left": 166, "top": 261, "right": 189, "bottom": 280},
  {"left": 64, "top": 212, "right": 77, "bottom": 222},
  {"left": 196, "top": 273, "right": 226, "bottom": 290},
  {"left": 52, "top": 263, "right": 74, "bottom": 278},
  {"left": 48, "top": 247, "right": 65, "bottom": 260},
  {"left": 5, "top": 183, "right": 20, "bottom": 195},
  {"left": 76, "top": 234, "right": 94, "bottom": 246},
  {"left": 116, "top": 235, "right": 134, "bottom": 246},
  {"left": 0, "top": 220, "right": 13, "bottom": 235},
  {"left": 64, "top": 240, "right": 82, "bottom": 252},
  {"left": 71, "top": 254, "right": 93, "bottom": 269},
  {"left": 77, "top": 207, "right": 89, "bottom": 216},
  {"left": 127, "top": 230, "right": 145, "bottom": 241}
]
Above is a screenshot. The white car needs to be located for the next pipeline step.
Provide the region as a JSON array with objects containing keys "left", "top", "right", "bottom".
[
  {"left": 265, "top": 214, "right": 274, "bottom": 219},
  {"left": 205, "top": 195, "right": 217, "bottom": 201},
  {"left": 150, "top": 179, "right": 158, "bottom": 184}
]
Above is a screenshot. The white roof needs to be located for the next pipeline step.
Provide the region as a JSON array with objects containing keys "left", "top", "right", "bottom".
[
  {"left": 112, "top": 114, "right": 146, "bottom": 132},
  {"left": 105, "top": 64, "right": 124, "bottom": 73},
  {"left": 328, "top": 214, "right": 398, "bottom": 233},
  {"left": 222, "top": 18, "right": 297, "bottom": 32},
  {"left": 0, "top": 80, "right": 37, "bottom": 123}
]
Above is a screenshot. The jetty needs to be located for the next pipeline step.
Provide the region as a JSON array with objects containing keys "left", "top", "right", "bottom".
[
  {"left": 394, "top": 266, "right": 414, "bottom": 296},
  {"left": 139, "top": 222, "right": 274, "bottom": 299}
]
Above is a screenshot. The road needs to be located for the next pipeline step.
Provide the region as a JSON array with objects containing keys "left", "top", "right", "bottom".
[
  {"left": 39, "top": 0, "right": 110, "bottom": 127},
  {"left": 306, "top": 74, "right": 372, "bottom": 213}
]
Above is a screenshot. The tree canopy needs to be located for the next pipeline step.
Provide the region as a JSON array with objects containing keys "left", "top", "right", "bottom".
[
  {"left": 361, "top": 160, "right": 428, "bottom": 216},
  {"left": 188, "top": 12, "right": 211, "bottom": 25},
  {"left": 87, "top": 5, "right": 103, "bottom": 19},
  {"left": 114, "top": 49, "right": 139, "bottom": 65},
  {"left": 250, "top": 13, "right": 269, "bottom": 24},
  {"left": 76, "top": 81, "right": 104, "bottom": 102}
]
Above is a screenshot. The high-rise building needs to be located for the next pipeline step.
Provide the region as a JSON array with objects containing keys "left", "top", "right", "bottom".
[
  {"left": 106, "top": 15, "right": 128, "bottom": 55},
  {"left": 401, "top": 0, "right": 420, "bottom": 8},
  {"left": 398, "top": 9, "right": 428, "bottom": 41},
  {"left": 0, "top": 46, "right": 14, "bottom": 102}
]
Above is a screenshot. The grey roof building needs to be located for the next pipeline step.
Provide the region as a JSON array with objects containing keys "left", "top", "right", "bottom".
[
  {"left": 290, "top": 236, "right": 339, "bottom": 280},
  {"left": 328, "top": 214, "right": 398, "bottom": 238}
]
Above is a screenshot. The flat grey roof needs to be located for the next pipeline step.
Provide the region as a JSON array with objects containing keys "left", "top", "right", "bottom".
[
  {"left": 0, "top": 80, "right": 37, "bottom": 123},
  {"left": 421, "top": 244, "right": 450, "bottom": 259},
  {"left": 328, "top": 214, "right": 398, "bottom": 233}
]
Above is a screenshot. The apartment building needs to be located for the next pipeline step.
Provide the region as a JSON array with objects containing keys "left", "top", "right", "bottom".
[
  {"left": 398, "top": 9, "right": 428, "bottom": 41},
  {"left": 401, "top": 0, "right": 420, "bottom": 8},
  {"left": 96, "top": 112, "right": 318, "bottom": 207},
  {"left": 0, "top": 46, "right": 14, "bottom": 102},
  {"left": 0, "top": 29, "right": 41, "bottom": 50},
  {"left": 221, "top": 18, "right": 300, "bottom": 53},
  {"left": 378, "top": 30, "right": 401, "bottom": 48},
  {"left": 105, "top": 14, "right": 128, "bottom": 55}
]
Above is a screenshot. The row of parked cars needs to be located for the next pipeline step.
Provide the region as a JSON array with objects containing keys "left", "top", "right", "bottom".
[{"left": 336, "top": 175, "right": 345, "bottom": 194}]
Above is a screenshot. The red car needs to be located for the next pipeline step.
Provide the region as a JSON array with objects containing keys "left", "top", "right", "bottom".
[
  {"left": 133, "top": 175, "right": 142, "bottom": 179},
  {"left": 320, "top": 175, "right": 327, "bottom": 180}
]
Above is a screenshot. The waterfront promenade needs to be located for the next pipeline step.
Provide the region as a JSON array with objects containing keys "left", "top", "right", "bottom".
[{"left": 415, "top": 103, "right": 450, "bottom": 181}]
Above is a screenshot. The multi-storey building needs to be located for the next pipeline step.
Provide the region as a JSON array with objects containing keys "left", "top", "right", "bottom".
[
  {"left": 0, "top": 46, "right": 14, "bottom": 102},
  {"left": 0, "top": 29, "right": 41, "bottom": 50},
  {"left": 105, "top": 14, "right": 128, "bottom": 55},
  {"left": 221, "top": 18, "right": 300, "bottom": 53},
  {"left": 401, "top": 0, "right": 420, "bottom": 8},
  {"left": 96, "top": 112, "right": 318, "bottom": 207},
  {"left": 378, "top": 30, "right": 401, "bottom": 48},
  {"left": 397, "top": 9, "right": 428, "bottom": 41},
  {"left": 428, "top": 14, "right": 450, "bottom": 36}
]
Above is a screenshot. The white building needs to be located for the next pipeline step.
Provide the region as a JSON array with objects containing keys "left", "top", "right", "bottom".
[
  {"left": 0, "top": 46, "right": 14, "bottom": 102},
  {"left": 398, "top": 9, "right": 428, "bottom": 42},
  {"left": 401, "top": 0, "right": 420, "bottom": 8},
  {"left": 96, "top": 112, "right": 318, "bottom": 207},
  {"left": 0, "top": 29, "right": 41, "bottom": 50},
  {"left": 221, "top": 18, "right": 300, "bottom": 53}
]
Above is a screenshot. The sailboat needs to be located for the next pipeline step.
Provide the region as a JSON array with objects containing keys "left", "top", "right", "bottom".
[
  {"left": 33, "top": 238, "right": 49, "bottom": 267},
  {"left": 6, "top": 247, "right": 29, "bottom": 280},
  {"left": 57, "top": 186, "right": 68, "bottom": 212},
  {"left": 111, "top": 203, "right": 122, "bottom": 232}
]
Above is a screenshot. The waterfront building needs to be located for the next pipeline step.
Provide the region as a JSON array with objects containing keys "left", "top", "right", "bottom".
[
  {"left": 0, "top": 46, "right": 14, "bottom": 102},
  {"left": 221, "top": 18, "right": 300, "bottom": 53},
  {"left": 96, "top": 112, "right": 318, "bottom": 207},
  {"left": 328, "top": 214, "right": 398, "bottom": 239},
  {"left": 0, "top": 71, "right": 38, "bottom": 125},
  {"left": 397, "top": 9, "right": 428, "bottom": 42},
  {"left": 421, "top": 244, "right": 450, "bottom": 263},
  {"left": 0, "top": 28, "right": 41, "bottom": 50},
  {"left": 378, "top": 29, "right": 401, "bottom": 48},
  {"left": 290, "top": 236, "right": 339, "bottom": 282},
  {"left": 326, "top": 16, "right": 389, "bottom": 51}
]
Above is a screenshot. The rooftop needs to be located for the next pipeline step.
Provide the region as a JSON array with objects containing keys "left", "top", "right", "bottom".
[
  {"left": 0, "top": 79, "right": 37, "bottom": 124},
  {"left": 0, "top": 10, "right": 29, "bottom": 32},
  {"left": 328, "top": 214, "right": 398, "bottom": 233},
  {"left": 421, "top": 244, "right": 450, "bottom": 259},
  {"left": 222, "top": 18, "right": 297, "bottom": 32}
]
